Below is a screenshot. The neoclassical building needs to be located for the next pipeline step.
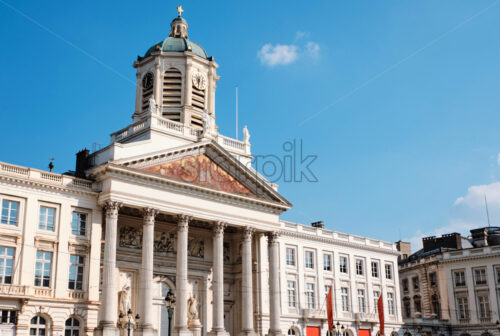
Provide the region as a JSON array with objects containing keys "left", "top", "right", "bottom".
[{"left": 0, "top": 9, "right": 402, "bottom": 336}]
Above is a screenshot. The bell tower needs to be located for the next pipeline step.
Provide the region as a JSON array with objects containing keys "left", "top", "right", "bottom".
[{"left": 132, "top": 7, "right": 219, "bottom": 135}]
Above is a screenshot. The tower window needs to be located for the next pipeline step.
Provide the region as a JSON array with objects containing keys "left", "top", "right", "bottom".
[{"left": 162, "top": 68, "right": 182, "bottom": 122}]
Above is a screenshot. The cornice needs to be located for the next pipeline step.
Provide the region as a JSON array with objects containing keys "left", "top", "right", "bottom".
[
  {"left": 279, "top": 229, "right": 401, "bottom": 256},
  {"left": 441, "top": 251, "right": 500, "bottom": 264},
  {"left": 0, "top": 174, "right": 97, "bottom": 198}
]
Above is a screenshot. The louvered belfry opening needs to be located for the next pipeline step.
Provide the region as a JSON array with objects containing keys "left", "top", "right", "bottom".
[
  {"left": 141, "top": 76, "right": 154, "bottom": 113},
  {"left": 162, "top": 68, "right": 182, "bottom": 122},
  {"left": 191, "top": 83, "right": 206, "bottom": 128}
]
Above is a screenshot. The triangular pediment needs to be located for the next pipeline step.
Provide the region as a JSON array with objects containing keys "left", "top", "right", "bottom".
[
  {"left": 141, "top": 154, "right": 253, "bottom": 197},
  {"left": 113, "top": 141, "right": 291, "bottom": 208}
]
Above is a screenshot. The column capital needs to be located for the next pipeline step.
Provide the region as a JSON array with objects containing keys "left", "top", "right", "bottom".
[
  {"left": 103, "top": 201, "right": 122, "bottom": 218},
  {"left": 267, "top": 231, "right": 280, "bottom": 245},
  {"left": 143, "top": 207, "right": 159, "bottom": 224},
  {"left": 177, "top": 214, "right": 191, "bottom": 230},
  {"left": 213, "top": 221, "right": 227, "bottom": 236},
  {"left": 242, "top": 227, "right": 255, "bottom": 241}
]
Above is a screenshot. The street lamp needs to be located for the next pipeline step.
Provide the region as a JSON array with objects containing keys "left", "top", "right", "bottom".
[
  {"left": 332, "top": 322, "right": 346, "bottom": 336},
  {"left": 118, "top": 308, "right": 140, "bottom": 336},
  {"left": 164, "top": 289, "right": 176, "bottom": 336}
]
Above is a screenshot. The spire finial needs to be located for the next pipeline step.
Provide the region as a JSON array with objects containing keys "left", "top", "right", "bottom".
[{"left": 177, "top": 5, "right": 184, "bottom": 16}]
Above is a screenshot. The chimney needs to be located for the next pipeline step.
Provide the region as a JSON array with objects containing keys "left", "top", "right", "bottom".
[
  {"left": 422, "top": 233, "right": 462, "bottom": 252},
  {"left": 75, "top": 148, "right": 90, "bottom": 179},
  {"left": 470, "top": 227, "right": 489, "bottom": 247},
  {"left": 311, "top": 221, "right": 324, "bottom": 229}
]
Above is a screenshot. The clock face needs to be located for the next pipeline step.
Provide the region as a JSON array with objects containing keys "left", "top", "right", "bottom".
[
  {"left": 142, "top": 72, "right": 154, "bottom": 90},
  {"left": 192, "top": 72, "right": 207, "bottom": 90}
]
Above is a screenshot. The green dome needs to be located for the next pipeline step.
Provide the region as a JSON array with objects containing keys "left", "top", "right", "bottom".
[{"left": 143, "top": 37, "right": 208, "bottom": 59}]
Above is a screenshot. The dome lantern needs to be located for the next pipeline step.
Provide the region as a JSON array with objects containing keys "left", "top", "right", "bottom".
[{"left": 169, "top": 6, "right": 188, "bottom": 38}]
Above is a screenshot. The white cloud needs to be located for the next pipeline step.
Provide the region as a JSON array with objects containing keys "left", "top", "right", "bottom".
[
  {"left": 306, "top": 42, "right": 320, "bottom": 58},
  {"left": 258, "top": 44, "right": 298, "bottom": 67},
  {"left": 295, "top": 31, "right": 309, "bottom": 41}
]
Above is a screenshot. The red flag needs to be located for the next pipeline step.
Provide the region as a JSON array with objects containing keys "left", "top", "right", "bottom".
[
  {"left": 327, "top": 286, "right": 334, "bottom": 330},
  {"left": 378, "top": 295, "right": 385, "bottom": 335}
]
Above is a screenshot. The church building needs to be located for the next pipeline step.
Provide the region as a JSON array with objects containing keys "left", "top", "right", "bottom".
[{"left": 0, "top": 9, "right": 403, "bottom": 336}]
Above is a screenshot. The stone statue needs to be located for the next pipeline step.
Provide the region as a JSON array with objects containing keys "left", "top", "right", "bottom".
[
  {"left": 202, "top": 111, "right": 209, "bottom": 135},
  {"left": 118, "top": 283, "right": 131, "bottom": 315},
  {"left": 148, "top": 96, "right": 157, "bottom": 115},
  {"left": 243, "top": 125, "right": 250, "bottom": 143},
  {"left": 187, "top": 294, "right": 199, "bottom": 320}
]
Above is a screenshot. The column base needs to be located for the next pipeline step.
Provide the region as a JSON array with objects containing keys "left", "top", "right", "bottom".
[
  {"left": 172, "top": 328, "right": 194, "bottom": 336},
  {"left": 95, "top": 323, "right": 119, "bottom": 336},
  {"left": 208, "top": 330, "right": 230, "bottom": 336},
  {"left": 136, "top": 325, "right": 157, "bottom": 336},
  {"left": 268, "top": 330, "right": 283, "bottom": 336},
  {"left": 239, "top": 330, "right": 256, "bottom": 336}
]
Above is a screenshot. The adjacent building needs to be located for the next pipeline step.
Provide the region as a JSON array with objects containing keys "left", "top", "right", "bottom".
[{"left": 0, "top": 9, "right": 403, "bottom": 336}]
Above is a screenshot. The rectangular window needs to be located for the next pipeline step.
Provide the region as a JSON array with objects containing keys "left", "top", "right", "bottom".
[
  {"left": 287, "top": 280, "right": 296, "bottom": 307},
  {"left": 341, "top": 287, "right": 350, "bottom": 311},
  {"left": 478, "top": 295, "right": 490, "bottom": 318},
  {"left": 357, "top": 289, "right": 366, "bottom": 313},
  {"left": 306, "top": 283, "right": 315, "bottom": 308},
  {"left": 0, "top": 247, "right": 14, "bottom": 284},
  {"left": 71, "top": 212, "right": 86, "bottom": 236},
  {"left": 475, "top": 269, "right": 487, "bottom": 285},
  {"left": 402, "top": 279, "right": 409, "bottom": 292},
  {"left": 0, "top": 310, "right": 17, "bottom": 324},
  {"left": 429, "top": 272, "right": 437, "bottom": 286},
  {"left": 1, "top": 200, "right": 19, "bottom": 226},
  {"left": 457, "top": 297, "right": 469, "bottom": 320},
  {"left": 339, "top": 256, "right": 348, "bottom": 274},
  {"left": 286, "top": 248, "right": 296, "bottom": 266},
  {"left": 496, "top": 267, "right": 500, "bottom": 284},
  {"left": 414, "top": 299, "right": 422, "bottom": 313},
  {"left": 323, "top": 254, "right": 332, "bottom": 271},
  {"left": 373, "top": 291, "right": 380, "bottom": 313},
  {"left": 387, "top": 292, "right": 395, "bottom": 315},
  {"left": 413, "top": 276, "right": 419, "bottom": 290},
  {"left": 68, "top": 255, "right": 84, "bottom": 290},
  {"left": 325, "top": 284, "right": 332, "bottom": 295},
  {"left": 34, "top": 251, "right": 52, "bottom": 287},
  {"left": 385, "top": 264, "right": 393, "bottom": 280},
  {"left": 371, "top": 261, "right": 379, "bottom": 278},
  {"left": 305, "top": 251, "right": 314, "bottom": 269},
  {"left": 454, "top": 271, "right": 466, "bottom": 287},
  {"left": 39, "top": 206, "right": 55, "bottom": 231},
  {"left": 404, "top": 300, "right": 411, "bottom": 318},
  {"left": 356, "top": 259, "right": 364, "bottom": 276}
]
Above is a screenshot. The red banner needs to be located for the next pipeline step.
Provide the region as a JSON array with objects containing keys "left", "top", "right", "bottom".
[
  {"left": 378, "top": 295, "right": 385, "bottom": 335},
  {"left": 327, "top": 286, "right": 333, "bottom": 330}
]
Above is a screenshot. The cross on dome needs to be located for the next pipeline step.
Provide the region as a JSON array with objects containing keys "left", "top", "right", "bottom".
[{"left": 177, "top": 5, "right": 183, "bottom": 16}]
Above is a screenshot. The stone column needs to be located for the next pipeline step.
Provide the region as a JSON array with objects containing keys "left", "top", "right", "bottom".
[
  {"left": 209, "top": 222, "right": 229, "bottom": 336},
  {"left": 268, "top": 231, "right": 282, "bottom": 336},
  {"left": 240, "top": 227, "right": 255, "bottom": 336},
  {"left": 139, "top": 208, "right": 158, "bottom": 336},
  {"left": 99, "top": 201, "right": 122, "bottom": 335},
  {"left": 174, "top": 214, "right": 191, "bottom": 336}
]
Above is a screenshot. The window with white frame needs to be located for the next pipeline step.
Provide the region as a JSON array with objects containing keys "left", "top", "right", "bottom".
[
  {"left": 341, "top": 287, "right": 350, "bottom": 311},
  {"left": 371, "top": 261, "right": 379, "bottom": 278},
  {"left": 373, "top": 290, "right": 380, "bottom": 313},
  {"left": 1, "top": 200, "right": 19, "bottom": 226},
  {"left": 287, "top": 280, "right": 296, "bottom": 308},
  {"left": 68, "top": 255, "right": 84, "bottom": 290},
  {"left": 325, "top": 284, "right": 332, "bottom": 295},
  {"left": 339, "top": 256, "right": 348, "bottom": 274},
  {"left": 357, "top": 289, "right": 366, "bottom": 313},
  {"left": 0, "top": 247, "right": 14, "bottom": 284},
  {"left": 477, "top": 294, "right": 490, "bottom": 318},
  {"left": 39, "top": 206, "right": 55, "bottom": 231},
  {"left": 30, "top": 315, "right": 47, "bottom": 336},
  {"left": 65, "top": 317, "right": 80, "bottom": 336},
  {"left": 385, "top": 264, "right": 393, "bottom": 280},
  {"left": 0, "top": 309, "right": 17, "bottom": 324},
  {"left": 305, "top": 251, "right": 314, "bottom": 269},
  {"left": 387, "top": 292, "right": 395, "bottom": 315},
  {"left": 71, "top": 212, "right": 86, "bottom": 236},
  {"left": 306, "top": 283, "right": 315, "bottom": 308},
  {"left": 454, "top": 271, "right": 466, "bottom": 287},
  {"left": 324, "top": 253, "right": 332, "bottom": 271},
  {"left": 288, "top": 329, "right": 296, "bottom": 336},
  {"left": 286, "top": 248, "right": 296, "bottom": 266},
  {"left": 34, "top": 251, "right": 52, "bottom": 287},
  {"left": 356, "top": 259, "right": 364, "bottom": 276},
  {"left": 475, "top": 268, "right": 487, "bottom": 285},
  {"left": 457, "top": 296, "right": 469, "bottom": 320}
]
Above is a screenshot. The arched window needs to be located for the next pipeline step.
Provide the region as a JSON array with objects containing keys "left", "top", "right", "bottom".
[
  {"left": 162, "top": 68, "right": 182, "bottom": 122},
  {"left": 288, "top": 329, "right": 296, "bottom": 336},
  {"left": 391, "top": 332, "right": 399, "bottom": 336},
  {"left": 431, "top": 294, "right": 440, "bottom": 318},
  {"left": 30, "top": 315, "right": 46, "bottom": 336},
  {"left": 65, "top": 317, "right": 80, "bottom": 336}
]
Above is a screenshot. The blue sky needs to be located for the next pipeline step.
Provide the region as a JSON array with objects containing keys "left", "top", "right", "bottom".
[{"left": 1, "top": 0, "right": 500, "bottom": 248}]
